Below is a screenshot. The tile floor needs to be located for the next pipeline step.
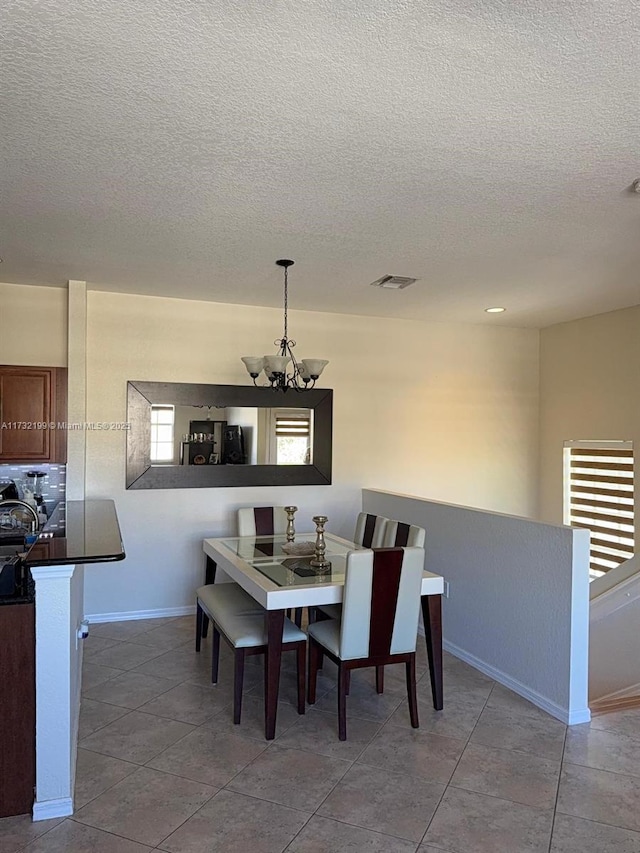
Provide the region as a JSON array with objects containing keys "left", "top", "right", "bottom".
[{"left": 2, "top": 615, "right": 640, "bottom": 852}]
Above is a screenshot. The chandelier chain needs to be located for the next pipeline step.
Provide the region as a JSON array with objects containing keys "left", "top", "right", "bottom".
[{"left": 283, "top": 264, "right": 288, "bottom": 342}]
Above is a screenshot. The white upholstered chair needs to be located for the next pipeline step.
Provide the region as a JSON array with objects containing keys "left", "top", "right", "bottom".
[
  {"left": 238, "top": 505, "right": 306, "bottom": 625},
  {"left": 314, "top": 512, "right": 389, "bottom": 623},
  {"left": 382, "top": 520, "right": 426, "bottom": 548},
  {"left": 195, "top": 582, "right": 263, "bottom": 652},
  {"left": 353, "top": 511, "right": 388, "bottom": 548},
  {"left": 237, "top": 506, "right": 289, "bottom": 537},
  {"left": 307, "top": 546, "right": 425, "bottom": 740},
  {"left": 199, "top": 505, "right": 292, "bottom": 642},
  {"left": 196, "top": 583, "right": 307, "bottom": 724}
]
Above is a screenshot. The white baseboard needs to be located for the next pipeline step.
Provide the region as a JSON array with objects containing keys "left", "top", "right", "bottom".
[
  {"left": 70, "top": 643, "right": 83, "bottom": 805},
  {"left": 591, "top": 681, "right": 640, "bottom": 704},
  {"left": 443, "top": 639, "right": 591, "bottom": 726},
  {"left": 86, "top": 605, "right": 196, "bottom": 624},
  {"left": 32, "top": 797, "right": 74, "bottom": 821}
]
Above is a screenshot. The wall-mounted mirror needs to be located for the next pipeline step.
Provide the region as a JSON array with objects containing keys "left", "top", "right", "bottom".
[{"left": 126, "top": 381, "right": 332, "bottom": 489}]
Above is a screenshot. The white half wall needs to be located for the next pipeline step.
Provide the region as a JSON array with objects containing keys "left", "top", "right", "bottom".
[
  {"left": 82, "top": 290, "right": 540, "bottom": 619},
  {"left": 363, "top": 488, "right": 591, "bottom": 724}
]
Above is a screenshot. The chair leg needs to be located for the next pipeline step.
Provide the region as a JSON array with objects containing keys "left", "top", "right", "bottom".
[
  {"left": 201, "top": 558, "right": 216, "bottom": 640},
  {"left": 375, "top": 665, "right": 384, "bottom": 694},
  {"left": 345, "top": 669, "right": 350, "bottom": 696},
  {"left": 211, "top": 627, "right": 221, "bottom": 683},
  {"left": 233, "top": 649, "right": 245, "bottom": 724},
  {"left": 195, "top": 603, "right": 203, "bottom": 652},
  {"left": 308, "top": 638, "right": 321, "bottom": 704},
  {"left": 338, "top": 663, "right": 349, "bottom": 741},
  {"left": 406, "top": 654, "right": 419, "bottom": 728},
  {"left": 296, "top": 642, "right": 306, "bottom": 715}
]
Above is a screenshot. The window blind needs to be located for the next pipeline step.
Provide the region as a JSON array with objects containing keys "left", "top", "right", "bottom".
[
  {"left": 275, "top": 416, "right": 310, "bottom": 438},
  {"left": 565, "top": 443, "right": 634, "bottom": 576}
]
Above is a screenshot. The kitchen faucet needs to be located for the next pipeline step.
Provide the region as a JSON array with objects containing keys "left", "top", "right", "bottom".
[{"left": 0, "top": 499, "right": 39, "bottom": 534}]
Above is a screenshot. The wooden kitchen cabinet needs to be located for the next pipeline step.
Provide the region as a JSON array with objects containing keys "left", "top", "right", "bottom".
[
  {"left": 0, "top": 366, "right": 67, "bottom": 462},
  {"left": 0, "top": 602, "right": 35, "bottom": 817}
]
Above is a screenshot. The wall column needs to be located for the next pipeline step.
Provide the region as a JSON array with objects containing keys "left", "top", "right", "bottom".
[
  {"left": 30, "top": 563, "right": 85, "bottom": 820},
  {"left": 66, "top": 280, "right": 87, "bottom": 499}
]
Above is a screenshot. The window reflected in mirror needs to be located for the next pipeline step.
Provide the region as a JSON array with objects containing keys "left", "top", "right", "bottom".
[
  {"left": 273, "top": 411, "right": 311, "bottom": 465},
  {"left": 150, "top": 405, "right": 175, "bottom": 462},
  {"left": 150, "top": 404, "right": 313, "bottom": 467}
]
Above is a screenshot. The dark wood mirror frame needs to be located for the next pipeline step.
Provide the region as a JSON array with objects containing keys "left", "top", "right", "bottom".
[{"left": 126, "top": 381, "right": 333, "bottom": 489}]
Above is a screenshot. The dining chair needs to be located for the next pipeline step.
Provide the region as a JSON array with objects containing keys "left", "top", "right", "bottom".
[
  {"left": 195, "top": 581, "right": 264, "bottom": 653},
  {"left": 200, "top": 505, "right": 292, "bottom": 641},
  {"left": 382, "top": 520, "right": 426, "bottom": 548},
  {"left": 354, "top": 511, "right": 388, "bottom": 548},
  {"left": 355, "top": 518, "right": 425, "bottom": 690},
  {"left": 196, "top": 583, "right": 307, "bottom": 724},
  {"left": 237, "top": 506, "right": 289, "bottom": 537},
  {"left": 363, "top": 522, "right": 426, "bottom": 688},
  {"left": 313, "top": 512, "right": 389, "bottom": 623},
  {"left": 307, "top": 546, "right": 425, "bottom": 740},
  {"left": 238, "top": 505, "right": 308, "bottom": 627}
]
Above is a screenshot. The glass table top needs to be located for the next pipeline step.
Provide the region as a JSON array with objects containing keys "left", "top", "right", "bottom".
[{"left": 217, "top": 533, "right": 354, "bottom": 588}]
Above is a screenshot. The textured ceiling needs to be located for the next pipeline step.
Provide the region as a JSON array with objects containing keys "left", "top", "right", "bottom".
[{"left": 1, "top": 0, "right": 639, "bottom": 328}]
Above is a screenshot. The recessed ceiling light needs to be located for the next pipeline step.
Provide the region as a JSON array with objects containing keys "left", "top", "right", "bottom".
[{"left": 485, "top": 307, "right": 506, "bottom": 313}]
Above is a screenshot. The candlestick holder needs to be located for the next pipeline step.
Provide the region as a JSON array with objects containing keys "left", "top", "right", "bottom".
[
  {"left": 310, "top": 515, "right": 331, "bottom": 570},
  {"left": 284, "top": 506, "right": 298, "bottom": 542}
]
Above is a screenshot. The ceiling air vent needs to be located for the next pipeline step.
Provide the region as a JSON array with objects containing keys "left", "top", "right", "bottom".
[{"left": 369, "top": 274, "right": 417, "bottom": 290}]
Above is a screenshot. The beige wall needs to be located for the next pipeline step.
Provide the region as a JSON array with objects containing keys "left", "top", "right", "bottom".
[
  {"left": 0, "top": 283, "right": 68, "bottom": 366},
  {"left": 83, "top": 289, "right": 539, "bottom": 616},
  {"left": 539, "top": 306, "right": 640, "bottom": 524}
]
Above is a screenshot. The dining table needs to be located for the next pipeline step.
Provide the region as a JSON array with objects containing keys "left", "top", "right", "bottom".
[{"left": 201, "top": 531, "right": 445, "bottom": 739}]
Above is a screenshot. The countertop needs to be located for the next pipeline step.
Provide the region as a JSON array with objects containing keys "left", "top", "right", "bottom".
[
  {"left": 25, "top": 499, "right": 126, "bottom": 568},
  {"left": 0, "top": 500, "right": 125, "bottom": 605}
]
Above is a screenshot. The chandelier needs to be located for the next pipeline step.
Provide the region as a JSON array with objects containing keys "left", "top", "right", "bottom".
[{"left": 241, "top": 259, "right": 328, "bottom": 391}]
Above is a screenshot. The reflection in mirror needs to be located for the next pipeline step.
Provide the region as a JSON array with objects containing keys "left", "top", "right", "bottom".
[
  {"left": 126, "top": 382, "right": 332, "bottom": 489},
  {"left": 149, "top": 405, "right": 313, "bottom": 467}
]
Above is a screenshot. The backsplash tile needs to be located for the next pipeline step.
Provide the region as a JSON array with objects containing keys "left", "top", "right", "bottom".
[{"left": 0, "top": 463, "right": 66, "bottom": 517}]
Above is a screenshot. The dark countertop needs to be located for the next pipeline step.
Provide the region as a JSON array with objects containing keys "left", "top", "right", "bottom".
[
  {"left": 25, "top": 499, "right": 126, "bottom": 568},
  {"left": 0, "top": 500, "right": 125, "bottom": 605}
]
